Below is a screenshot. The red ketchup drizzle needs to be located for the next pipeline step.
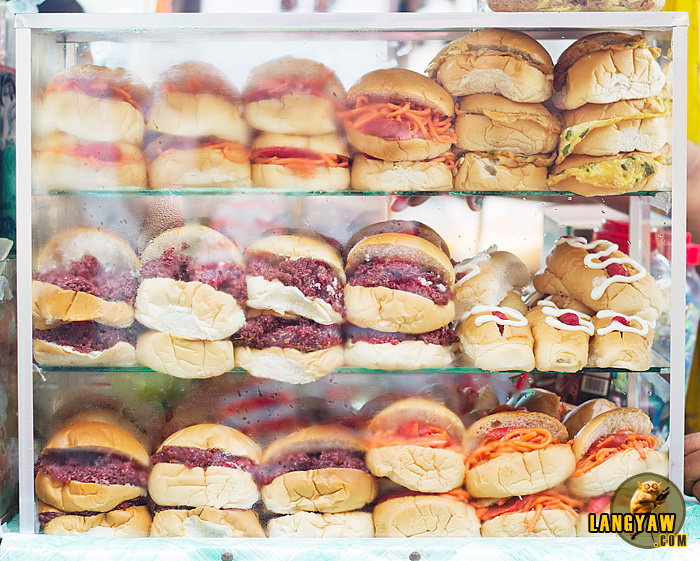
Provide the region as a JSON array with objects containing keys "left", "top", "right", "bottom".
[
  {"left": 558, "top": 313, "right": 580, "bottom": 326},
  {"left": 493, "top": 311, "right": 507, "bottom": 335}
]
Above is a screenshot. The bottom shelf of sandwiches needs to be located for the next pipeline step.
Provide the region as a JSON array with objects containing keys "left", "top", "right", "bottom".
[{"left": 33, "top": 393, "right": 668, "bottom": 538}]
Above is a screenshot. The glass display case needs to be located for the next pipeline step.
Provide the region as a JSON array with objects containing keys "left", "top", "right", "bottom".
[{"left": 4, "top": 10, "right": 689, "bottom": 556}]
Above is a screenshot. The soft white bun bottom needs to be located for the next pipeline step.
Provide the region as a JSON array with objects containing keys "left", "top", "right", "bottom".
[
  {"left": 459, "top": 337, "right": 536, "bottom": 372},
  {"left": 32, "top": 154, "right": 147, "bottom": 191},
  {"left": 465, "top": 445, "right": 576, "bottom": 498},
  {"left": 366, "top": 445, "right": 465, "bottom": 493},
  {"left": 148, "top": 148, "right": 252, "bottom": 190},
  {"left": 135, "top": 278, "right": 246, "bottom": 340},
  {"left": 150, "top": 507, "right": 264, "bottom": 538},
  {"left": 454, "top": 152, "right": 548, "bottom": 192},
  {"left": 344, "top": 340, "right": 454, "bottom": 370},
  {"left": 246, "top": 276, "right": 342, "bottom": 325},
  {"left": 148, "top": 463, "right": 259, "bottom": 509},
  {"left": 350, "top": 155, "right": 453, "bottom": 191},
  {"left": 567, "top": 449, "right": 668, "bottom": 498},
  {"left": 234, "top": 345, "right": 343, "bottom": 384},
  {"left": 481, "top": 509, "right": 577, "bottom": 537},
  {"left": 251, "top": 164, "right": 349, "bottom": 191},
  {"left": 345, "top": 285, "right": 454, "bottom": 334},
  {"left": 244, "top": 95, "right": 339, "bottom": 136},
  {"left": 373, "top": 495, "right": 480, "bottom": 538},
  {"left": 33, "top": 339, "right": 136, "bottom": 367},
  {"left": 135, "top": 331, "right": 235, "bottom": 379},
  {"left": 267, "top": 512, "right": 374, "bottom": 538},
  {"left": 261, "top": 468, "right": 377, "bottom": 514},
  {"left": 42, "top": 506, "right": 151, "bottom": 537}
]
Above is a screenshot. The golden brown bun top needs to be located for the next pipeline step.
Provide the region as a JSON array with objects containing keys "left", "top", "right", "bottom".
[
  {"left": 457, "top": 93, "right": 557, "bottom": 121},
  {"left": 463, "top": 411, "right": 569, "bottom": 454},
  {"left": 36, "top": 227, "right": 139, "bottom": 274},
  {"left": 428, "top": 28, "right": 553, "bottom": 76},
  {"left": 158, "top": 423, "right": 262, "bottom": 463},
  {"left": 554, "top": 32, "right": 649, "bottom": 90},
  {"left": 368, "top": 398, "right": 466, "bottom": 442},
  {"left": 46, "top": 64, "right": 151, "bottom": 112},
  {"left": 244, "top": 233, "right": 345, "bottom": 280},
  {"left": 344, "top": 220, "right": 451, "bottom": 259},
  {"left": 60, "top": 409, "right": 151, "bottom": 452},
  {"left": 251, "top": 132, "right": 349, "bottom": 157},
  {"left": 244, "top": 56, "right": 346, "bottom": 105},
  {"left": 571, "top": 407, "right": 652, "bottom": 461},
  {"left": 140, "top": 224, "right": 244, "bottom": 267},
  {"left": 562, "top": 398, "right": 617, "bottom": 439},
  {"left": 37, "top": 501, "right": 62, "bottom": 515},
  {"left": 262, "top": 425, "right": 366, "bottom": 465},
  {"left": 562, "top": 97, "right": 666, "bottom": 128},
  {"left": 506, "top": 388, "right": 561, "bottom": 418},
  {"left": 42, "top": 421, "right": 150, "bottom": 467},
  {"left": 346, "top": 233, "right": 455, "bottom": 285},
  {"left": 152, "top": 61, "right": 241, "bottom": 105},
  {"left": 347, "top": 68, "right": 454, "bottom": 118}
]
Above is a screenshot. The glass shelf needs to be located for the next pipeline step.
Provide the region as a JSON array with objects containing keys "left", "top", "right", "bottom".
[
  {"left": 32, "top": 188, "right": 669, "bottom": 198},
  {"left": 33, "top": 365, "right": 671, "bottom": 375}
]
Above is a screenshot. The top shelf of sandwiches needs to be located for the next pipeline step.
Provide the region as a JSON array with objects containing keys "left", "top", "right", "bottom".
[{"left": 30, "top": 26, "right": 675, "bottom": 197}]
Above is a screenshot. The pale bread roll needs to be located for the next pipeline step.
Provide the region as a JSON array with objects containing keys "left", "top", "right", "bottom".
[
  {"left": 268, "top": 512, "right": 374, "bottom": 538},
  {"left": 234, "top": 345, "right": 343, "bottom": 385},
  {"left": 150, "top": 507, "right": 264, "bottom": 538},
  {"left": 39, "top": 503, "right": 151, "bottom": 537}
]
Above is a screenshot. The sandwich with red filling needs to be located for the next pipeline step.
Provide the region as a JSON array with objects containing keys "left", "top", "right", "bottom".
[
  {"left": 243, "top": 57, "right": 346, "bottom": 135},
  {"left": 373, "top": 488, "right": 480, "bottom": 537},
  {"left": 365, "top": 398, "right": 466, "bottom": 493},
  {"left": 145, "top": 134, "right": 251, "bottom": 189},
  {"left": 566, "top": 408, "right": 668, "bottom": 498},
  {"left": 33, "top": 133, "right": 147, "bottom": 191},
  {"left": 33, "top": 228, "right": 139, "bottom": 330},
  {"left": 135, "top": 225, "right": 247, "bottom": 340},
  {"left": 476, "top": 488, "right": 583, "bottom": 537},
  {"left": 33, "top": 321, "right": 137, "bottom": 367},
  {"left": 148, "top": 424, "right": 261, "bottom": 509},
  {"left": 250, "top": 133, "right": 350, "bottom": 190},
  {"left": 576, "top": 495, "right": 611, "bottom": 536},
  {"left": 34, "top": 421, "right": 150, "bottom": 513},
  {"left": 339, "top": 68, "right": 456, "bottom": 162},
  {"left": 232, "top": 313, "right": 344, "bottom": 385},
  {"left": 244, "top": 230, "right": 345, "bottom": 325},
  {"left": 343, "top": 324, "right": 456, "bottom": 370},
  {"left": 464, "top": 411, "right": 575, "bottom": 498},
  {"left": 41, "top": 64, "right": 150, "bottom": 145},
  {"left": 38, "top": 500, "right": 151, "bottom": 537},
  {"left": 344, "top": 230, "right": 455, "bottom": 334},
  {"left": 258, "top": 425, "right": 377, "bottom": 514},
  {"left": 147, "top": 61, "right": 249, "bottom": 144}
]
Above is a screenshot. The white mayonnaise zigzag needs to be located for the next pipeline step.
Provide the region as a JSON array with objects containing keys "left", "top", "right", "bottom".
[
  {"left": 537, "top": 300, "right": 594, "bottom": 335},
  {"left": 595, "top": 310, "right": 653, "bottom": 337},
  {"left": 454, "top": 245, "right": 497, "bottom": 288},
  {"left": 468, "top": 305, "right": 528, "bottom": 328},
  {"left": 555, "top": 236, "right": 647, "bottom": 300}
]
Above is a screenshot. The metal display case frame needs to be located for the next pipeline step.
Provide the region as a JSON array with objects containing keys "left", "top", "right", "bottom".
[{"left": 10, "top": 12, "right": 689, "bottom": 553}]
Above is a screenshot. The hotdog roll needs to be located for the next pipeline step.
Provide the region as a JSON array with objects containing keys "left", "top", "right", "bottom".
[
  {"left": 457, "top": 304, "right": 535, "bottom": 371},
  {"left": 244, "top": 232, "right": 345, "bottom": 325},
  {"left": 476, "top": 489, "right": 582, "bottom": 537},
  {"left": 33, "top": 228, "right": 139, "bottom": 330},
  {"left": 339, "top": 68, "right": 456, "bottom": 162},
  {"left": 464, "top": 412, "right": 575, "bottom": 498},
  {"left": 537, "top": 235, "right": 663, "bottom": 322},
  {"left": 147, "top": 61, "right": 249, "bottom": 144},
  {"left": 41, "top": 65, "right": 150, "bottom": 145},
  {"left": 135, "top": 225, "right": 246, "bottom": 341},
  {"left": 250, "top": 133, "right": 350, "bottom": 191},
  {"left": 526, "top": 299, "right": 594, "bottom": 373},
  {"left": 365, "top": 398, "right": 466, "bottom": 494},
  {"left": 566, "top": 408, "right": 668, "bottom": 498},
  {"left": 588, "top": 311, "right": 654, "bottom": 371},
  {"left": 454, "top": 246, "right": 530, "bottom": 320},
  {"left": 145, "top": 134, "right": 251, "bottom": 190}
]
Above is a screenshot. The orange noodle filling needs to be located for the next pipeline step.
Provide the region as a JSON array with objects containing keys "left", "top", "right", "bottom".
[
  {"left": 573, "top": 430, "right": 658, "bottom": 476},
  {"left": 466, "top": 427, "right": 561, "bottom": 470}
]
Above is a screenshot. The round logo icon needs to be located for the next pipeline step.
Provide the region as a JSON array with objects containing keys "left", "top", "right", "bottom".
[{"left": 611, "top": 473, "right": 685, "bottom": 549}]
